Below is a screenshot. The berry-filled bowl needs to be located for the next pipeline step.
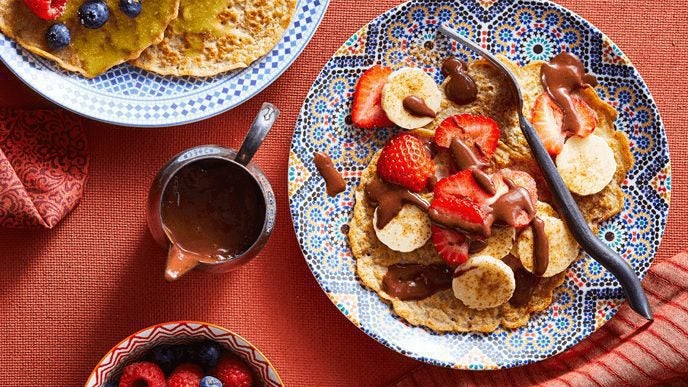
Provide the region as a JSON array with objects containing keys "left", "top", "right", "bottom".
[{"left": 86, "top": 321, "right": 282, "bottom": 387}]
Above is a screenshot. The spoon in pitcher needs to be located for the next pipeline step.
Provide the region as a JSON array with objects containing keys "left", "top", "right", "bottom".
[{"left": 438, "top": 24, "right": 652, "bottom": 321}]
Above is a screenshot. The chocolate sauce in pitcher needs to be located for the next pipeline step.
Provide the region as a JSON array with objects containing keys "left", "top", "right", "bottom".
[{"left": 161, "top": 159, "right": 265, "bottom": 280}]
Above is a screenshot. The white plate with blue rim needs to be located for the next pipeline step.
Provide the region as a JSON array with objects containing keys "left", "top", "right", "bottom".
[
  {"left": 289, "top": 0, "right": 671, "bottom": 369},
  {"left": 0, "top": 0, "right": 329, "bottom": 127}
]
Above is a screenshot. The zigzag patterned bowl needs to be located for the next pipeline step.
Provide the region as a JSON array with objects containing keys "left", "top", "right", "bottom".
[
  {"left": 86, "top": 321, "right": 282, "bottom": 386},
  {"left": 0, "top": 0, "right": 329, "bottom": 127},
  {"left": 289, "top": 0, "right": 671, "bottom": 369}
]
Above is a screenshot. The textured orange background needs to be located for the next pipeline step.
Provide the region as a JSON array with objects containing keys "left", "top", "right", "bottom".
[{"left": 0, "top": 1, "right": 686, "bottom": 386}]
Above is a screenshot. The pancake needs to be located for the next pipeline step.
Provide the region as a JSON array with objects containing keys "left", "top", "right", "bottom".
[
  {"left": 348, "top": 57, "right": 633, "bottom": 332},
  {"left": 132, "top": 0, "right": 297, "bottom": 77},
  {"left": 0, "top": 0, "right": 180, "bottom": 78}
]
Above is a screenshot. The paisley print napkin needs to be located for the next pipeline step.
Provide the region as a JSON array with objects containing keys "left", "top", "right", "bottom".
[{"left": 0, "top": 109, "right": 88, "bottom": 228}]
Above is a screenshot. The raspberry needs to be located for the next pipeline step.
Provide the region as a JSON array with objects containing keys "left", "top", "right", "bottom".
[
  {"left": 168, "top": 363, "right": 203, "bottom": 387},
  {"left": 118, "top": 361, "right": 166, "bottom": 387},
  {"left": 214, "top": 355, "right": 254, "bottom": 387}
]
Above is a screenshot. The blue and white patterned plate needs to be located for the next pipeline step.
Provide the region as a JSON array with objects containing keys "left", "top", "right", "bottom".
[
  {"left": 289, "top": 0, "right": 671, "bottom": 369},
  {"left": 0, "top": 0, "right": 329, "bottom": 127}
]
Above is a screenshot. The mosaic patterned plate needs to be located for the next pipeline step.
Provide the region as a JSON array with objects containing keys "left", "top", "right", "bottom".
[
  {"left": 289, "top": 0, "right": 671, "bottom": 369},
  {"left": 0, "top": 0, "right": 328, "bottom": 127}
]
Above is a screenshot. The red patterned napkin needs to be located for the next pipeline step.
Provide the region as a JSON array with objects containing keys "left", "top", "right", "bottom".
[
  {"left": 0, "top": 109, "right": 88, "bottom": 228},
  {"left": 392, "top": 250, "right": 688, "bottom": 386}
]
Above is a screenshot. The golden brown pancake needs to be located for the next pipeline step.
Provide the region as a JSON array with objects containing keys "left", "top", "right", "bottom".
[
  {"left": 0, "top": 0, "right": 180, "bottom": 78},
  {"left": 132, "top": 0, "right": 297, "bottom": 77},
  {"left": 348, "top": 57, "right": 633, "bottom": 332}
]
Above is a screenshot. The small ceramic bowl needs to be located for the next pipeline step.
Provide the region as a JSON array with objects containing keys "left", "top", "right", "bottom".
[{"left": 86, "top": 321, "right": 282, "bottom": 386}]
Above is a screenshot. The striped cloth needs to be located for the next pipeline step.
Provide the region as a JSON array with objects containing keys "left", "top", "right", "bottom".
[{"left": 393, "top": 250, "right": 688, "bottom": 386}]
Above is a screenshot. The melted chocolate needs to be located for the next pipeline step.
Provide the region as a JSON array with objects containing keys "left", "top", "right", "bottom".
[
  {"left": 531, "top": 216, "right": 549, "bottom": 276},
  {"left": 429, "top": 206, "right": 490, "bottom": 237},
  {"left": 541, "top": 52, "right": 597, "bottom": 135},
  {"left": 403, "top": 96, "right": 436, "bottom": 118},
  {"left": 449, "top": 138, "right": 495, "bottom": 195},
  {"left": 503, "top": 255, "right": 540, "bottom": 307},
  {"left": 314, "top": 152, "right": 346, "bottom": 196},
  {"left": 489, "top": 179, "right": 536, "bottom": 228},
  {"left": 365, "top": 177, "right": 430, "bottom": 229},
  {"left": 161, "top": 159, "right": 266, "bottom": 281},
  {"left": 442, "top": 57, "right": 478, "bottom": 105},
  {"left": 382, "top": 263, "right": 453, "bottom": 300},
  {"left": 468, "top": 238, "right": 488, "bottom": 254}
]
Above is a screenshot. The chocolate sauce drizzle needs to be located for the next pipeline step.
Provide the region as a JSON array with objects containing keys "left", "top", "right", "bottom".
[
  {"left": 314, "top": 152, "right": 346, "bottom": 196},
  {"left": 383, "top": 263, "right": 453, "bottom": 300},
  {"left": 365, "top": 178, "right": 429, "bottom": 229},
  {"left": 541, "top": 52, "right": 597, "bottom": 135},
  {"left": 442, "top": 58, "right": 478, "bottom": 105},
  {"left": 403, "top": 96, "right": 436, "bottom": 118}
]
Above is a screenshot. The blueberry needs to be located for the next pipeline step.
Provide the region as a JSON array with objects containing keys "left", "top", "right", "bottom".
[
  {"left": 171, "top": 344, "right": 197, "bottom": 363},
  {"left": 78, "top": 1, "right": 109, "bottom": 29},
  {"left": 200, "top": 376, "right": 223, "bottom": 387},
  {"left": 196, "top": 341, "right": 221, "bottom": 368},
  {"left": 119, "top": 0, "right": 142, "bottom": 18},
  {"left": 46, "top": 23, "right": 70, "bottom": 50},
  {"left": 151, "top": 345, "right": 177, "bottom": 374}
]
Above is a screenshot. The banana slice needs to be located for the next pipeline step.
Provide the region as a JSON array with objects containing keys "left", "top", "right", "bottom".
[
  {"left": 452, "top": 255, "right": 516, "bottom": 309},
  {"left": 470, "top": 226, "right": 515, "bottom": 259},
  {"left": 381, "top": 67, "right": 442, "bottom": 129},
  {"left": 555, "top": 134, "right": 617, "bottom": 196},
  {"left": 536, "top": 201, "right": 558, "bottom": 218},
  {"left": 373, "top": 205, "right": 431, "bottom": 252},
  {"left": 514, "top": 215, "right": 579, "bottom": 277}
]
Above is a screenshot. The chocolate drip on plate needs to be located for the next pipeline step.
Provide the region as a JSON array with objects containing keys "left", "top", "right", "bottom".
[{"left": 314, "top": 152, "right": 346, "bottom": 196}]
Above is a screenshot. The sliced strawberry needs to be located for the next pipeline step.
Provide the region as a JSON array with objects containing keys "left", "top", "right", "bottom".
[
  {"left": 351, "top": 65, "right": 394, "bottom": 129},
  {"left": 377, "top": 133, "right": 435, "bottom": 192},
  {"left": 500, "top": 169, "right": 538, "bottom": 205},
  {"left": 428, "top": 195, "right": 488, "bottom": 236},
  {"left": 431, "top": 226, "right": 469, "bottom": 266},
  {"left": 23, "top": 0, "right": 66, "bottom": 20},
  {"left": 572, "top": 95, "right": 597, "bottom": 137},
  {"left": 434, "top": 114, "right": 500, "bottom": 160},
  {"left": 531, "top": 93, "right": 565, "bottom": 156},
  {"left": 433, "top": 170, "right": 493, "bottom": 205}
]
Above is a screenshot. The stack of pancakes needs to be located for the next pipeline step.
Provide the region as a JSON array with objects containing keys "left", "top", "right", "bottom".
[
  {"left": 349, "top": 57, "right": 633, "bottom": 333},
  {"left": 0, "top": 0, "right": 296, "bottom": 77}
]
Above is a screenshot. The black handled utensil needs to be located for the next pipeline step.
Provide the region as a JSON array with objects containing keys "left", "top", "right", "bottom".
[{"left": 438, "top": 24, "right": 652, "bottom": 320}]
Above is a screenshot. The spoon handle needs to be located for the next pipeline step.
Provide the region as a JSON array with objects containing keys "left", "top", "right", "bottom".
[
  {"left": 236, "top": 102, "right": 280, "bottom": 166},
  {"left": 518, "top": 115, "right": 653, "bottom": 320}
]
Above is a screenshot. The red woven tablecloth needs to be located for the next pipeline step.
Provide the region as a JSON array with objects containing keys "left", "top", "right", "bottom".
[{"left": 0, "top": 1, "right": 686, "bottom": 386}]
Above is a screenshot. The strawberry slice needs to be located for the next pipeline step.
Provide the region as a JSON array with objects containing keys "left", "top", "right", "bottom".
[
  {"left": 431, "top": 226, "right": 469, "bottom": 266},
  {"left": 531, "top": 93, "right": 565, "bottom": 156},
  {"left": 428, "top": 194, "right": 488, "bottom": 236},
  {"left": 500, "top": 169, "right": 538, "bottom": 205},
  {"left": 351, "top": 65, "right": 395, "bottom": 129},
  {"left": 23, "top": 0, "right": 66, "bottom": 20},
  {"left": 434, "top": 114, "right": 500, "bottom": 160},
  {"left": 433, "top": 170, "right": 504, "bottom": 206},
  {"left": 572, "top": 95, "right": 597, "bottom": 137},
  {"left": 377, "top": 133, "right": 435, "bottom": 192}
]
